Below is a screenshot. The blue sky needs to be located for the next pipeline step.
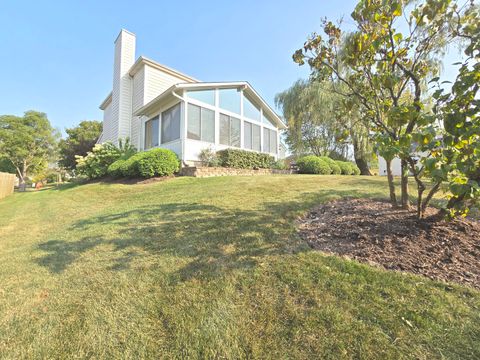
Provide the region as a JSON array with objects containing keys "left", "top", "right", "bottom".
[{"left": 0, "top": 0, "right": 462, "bottom": 134}]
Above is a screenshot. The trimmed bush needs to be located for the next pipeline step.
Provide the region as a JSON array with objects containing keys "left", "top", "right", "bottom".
[
  {"left": 107, "top": 159, "right": 127, "bottom": 178},
  {"left": 107, "top": 149, "right": 180, "bottom": 178},
  {"left": 217, "top": 149, "right": 274, "bottom": 169},
  {"left": 337, "top": 161, "right": 354, "bottom": 175},
  {"left": 135, "top": 148, "right": 180, "bottom": 178},
  {"left": 296, "top": 155, "right": 331, "bottom": 174},
  {"left": 351, "top": 163, "right": 361, "bottom": 175},
  {"left": 319, "top": 156, "right": 341, "bottom": 175},
  {"left": 336, "top": 161, "right": 361, "bottom": 175}
]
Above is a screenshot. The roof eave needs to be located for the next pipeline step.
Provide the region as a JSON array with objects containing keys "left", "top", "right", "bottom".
[
  {"left": 129, "top": 56, "right": 198, "bottom": 83},
  {"left": 99, "top": 92, "right": 112, "bottom": 110}
]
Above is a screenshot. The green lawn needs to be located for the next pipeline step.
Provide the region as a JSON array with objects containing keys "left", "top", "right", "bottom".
[{"left": 0, "top": 175, "right": 478, "bottom": 359}]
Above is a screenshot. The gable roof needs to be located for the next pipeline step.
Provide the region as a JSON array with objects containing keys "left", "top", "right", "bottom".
[
  {"left": 134, "top": 81, "right": 287, "bottom": 129},
  {"left": 129, "top": 56, "right": 199, "bottom": 83},
  {"left": 99, "top": 56, "right": 198, "bottom": 110}
]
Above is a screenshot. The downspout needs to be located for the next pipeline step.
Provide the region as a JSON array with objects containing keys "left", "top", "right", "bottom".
[{"left": 171, "top": 86, "right": 187, "bottom": 166}]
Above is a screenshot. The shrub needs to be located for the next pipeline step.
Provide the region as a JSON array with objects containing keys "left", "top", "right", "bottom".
[
  {"left": 336, "top": 161, "right": 361, "bottom": 175},
  {"left": 107, "top": 159, "right": 127, "bottom": 178},
  {"left": 134, "top": 148, "right": 180, "bottom": 178},
  {"left": 217, "top": 149, "right": 274, "bottom": 169},
  {"left": 351, "top": 163, "right": 361, "bottom": 175},
  {"left": 272, "top": 159, "right": 289, "bottom": 170},
  {"left": 337, "top": 161, "right": 354, "bottom": 175},
  {"left": 296, "top": 155, "right": 331, "bottom": 174},
  {"left": 75, "top": 139, "right": 138, "bottom": 180},
  {"left": 319, "top": 156, "right": 341, "bottom": 175},
  {"left": 76, "top": 142, "right": 122, "bottom": 179},
  {"left": 199, "top": 147, "right": 219, "bottom": 167}
]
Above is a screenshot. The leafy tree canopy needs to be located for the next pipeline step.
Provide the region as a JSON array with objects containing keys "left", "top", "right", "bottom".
[
  {"left": 59, "top": 120, "right": 102, "bottom": 170},
  {"left": 0, "top": 111, "right": 59, "bottom": 188},
  {"left": 293, "top": 0, "right": 478, "bottom": 218}
]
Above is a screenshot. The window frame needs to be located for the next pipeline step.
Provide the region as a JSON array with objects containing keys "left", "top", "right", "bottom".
[
  {"left": 161, "top": 103, "right": 181, "bottom": 145},
  {"left": 219, "top": 113, "right": 241, "bottom": 148},
  {"left": 187, "top": 103, "right": 215, "bottom": 144},
  {"left": 144, "top": 115, "right": 159, "bottom": 150},
  {"left": 243, "top": 120, "right": 261, "bottom": 152}
]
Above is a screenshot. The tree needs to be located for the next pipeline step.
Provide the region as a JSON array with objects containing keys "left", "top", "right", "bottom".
[
  {"left": 0, "top": 157, "right": 16, "bottom": 174},
  {"left": 275, "top": 79, "right": 373, "bottom": 174},
  {"left": 432, "top": 4, "right": 480, "bottom": 217},
  {"left": 293, "top": 0, "right": 475, "bottom": 218},
  {"left": 0, "top": 111, "right": 59, "bottom": 190},
  {"left": 59, "top": 120, "right": 102, "bottom": 170}
]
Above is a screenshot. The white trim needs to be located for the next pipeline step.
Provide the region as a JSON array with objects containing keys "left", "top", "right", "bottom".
[{"left": 133, "top": 82, "right": 287, "bottom": 129}]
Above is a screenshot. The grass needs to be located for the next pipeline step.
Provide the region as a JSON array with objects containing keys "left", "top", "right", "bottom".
[{"left": 0, "top": 175, "right": 478, "bottom": 359}]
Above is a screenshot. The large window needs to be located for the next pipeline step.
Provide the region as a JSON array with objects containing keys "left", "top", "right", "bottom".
[
  {"left": 263, "top": 128, "right": 277, "bottom": 154},
  {"left": 219, "top": 88, "right": 241, "bottom": 114},
  {"left": 161, "top": 103, "right": 181, "bottom": 144},
  {"left": 144, "top": 116, "right": 159, "bottom": 149},
  {"left": 262, "top": 113, "right": 276, "bottom": 127},
  {"left": 243, "top": 94, "right": 261, "bottom": 121},
  {"left": 219, "top": 113, "right": 241, "bottom": 147},
  {"left": 187, "top": 104, "right": 215, "bottom": 143},
  {"left": 244, "top": 121, "right": 261, "bottom": 151},
  {"left": 186, "top": 89, "right": 215, "bottom": 106}
]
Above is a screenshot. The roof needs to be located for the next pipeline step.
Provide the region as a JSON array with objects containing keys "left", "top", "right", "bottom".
[
  {"left": 99, "top": 56, "right": 198, "bottom": 110},
  {"left": 99, "top": 92, "right": 112, "bottom": 110},
  {"left": 129, "top": 56, "right": 198, "bottom": 83},
  {"left": 133, "top": 82, "right": 287, "bottom": 129}
]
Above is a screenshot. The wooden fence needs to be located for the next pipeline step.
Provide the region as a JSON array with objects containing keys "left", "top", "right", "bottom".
[{"left": 0, "top": 172, "right": 15, "bottom": 200}]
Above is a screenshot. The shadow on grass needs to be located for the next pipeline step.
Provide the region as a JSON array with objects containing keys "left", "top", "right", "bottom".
[{"left": 34, "top": 188, "right": 390, "bottom": 282}]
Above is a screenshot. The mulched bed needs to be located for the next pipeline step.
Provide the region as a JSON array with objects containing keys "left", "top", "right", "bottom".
[{"left": 298, "top": 198, "right": 480, "bottom": 289}]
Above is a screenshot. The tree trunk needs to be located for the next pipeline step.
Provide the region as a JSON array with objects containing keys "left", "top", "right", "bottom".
[
  {"left": 352, "top": 136, "right": 372, "bottom": 175},
  {"left": 16, "top": 164, "right": 27, "bottom": 192},
  {"left": 400, "top": 159, "right": 410, "bottom": 209},
  {"left": 354, "top": 158, "right": 372, "bottom": 176},
  {"left": 386, "top": 158, "right": 397, "bottom": 207}
]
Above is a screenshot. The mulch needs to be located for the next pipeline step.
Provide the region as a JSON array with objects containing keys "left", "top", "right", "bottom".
[{"left": 297, "top": 198, "right": 480, "bottom": 290}]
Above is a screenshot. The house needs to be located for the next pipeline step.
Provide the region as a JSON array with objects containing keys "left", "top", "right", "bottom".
[
  {"left": 378, "top": 156, "right": 402, "bottom": 176},
  {"left": 98, "top": 29, "right": 287, "bottom": 165}
]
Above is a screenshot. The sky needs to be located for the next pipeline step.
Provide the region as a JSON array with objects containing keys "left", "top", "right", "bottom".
[{"left": 0, "top": 0, "right": 464, "bottom": 135}]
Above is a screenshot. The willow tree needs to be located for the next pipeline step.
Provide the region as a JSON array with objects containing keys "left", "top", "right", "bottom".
[
  {"left": 275, "top": 79, "right": 373, "bottom": 174},
  {"left": 293, "top": 0, "right": 474, "bottom": 218}
]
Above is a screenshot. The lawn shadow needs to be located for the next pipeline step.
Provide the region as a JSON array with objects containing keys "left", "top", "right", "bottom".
[{"left": 34, "top": 188, "right": 390, "bottom": 282}]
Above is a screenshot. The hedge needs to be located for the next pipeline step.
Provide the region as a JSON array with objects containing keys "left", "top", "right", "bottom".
[
  {"left": 319, "top": 156, "right": 341, "bottom": 175},
  {"left": 296, "top": 156, "right": 331, "bottom": 174},
  {"left": 336, "top": 161, "right": 361, "bottom": 175},
  {"left": 107, "top": 148, "right": 180, "bottom": 178},
  {"left": 217, "top": 149, "right": 275, "bottom": 169}
]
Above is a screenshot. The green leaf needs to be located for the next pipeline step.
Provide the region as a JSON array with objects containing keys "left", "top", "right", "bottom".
[{"left": 392, "top": 3, "right": 402, "bottom": 17}]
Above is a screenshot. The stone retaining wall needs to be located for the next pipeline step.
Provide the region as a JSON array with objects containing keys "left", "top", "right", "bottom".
[{"left": 180, "top": 166, "right": 293, "bottom": 178}]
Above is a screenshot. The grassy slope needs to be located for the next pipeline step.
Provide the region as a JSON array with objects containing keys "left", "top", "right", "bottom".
[{"left": 0, "top": 175, "right": 478, "bottom": 359}]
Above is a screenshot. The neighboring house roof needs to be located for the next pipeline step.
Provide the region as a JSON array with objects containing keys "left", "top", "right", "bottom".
[{"left": 133, "top": 81, "right": 287, "bottom": 130}]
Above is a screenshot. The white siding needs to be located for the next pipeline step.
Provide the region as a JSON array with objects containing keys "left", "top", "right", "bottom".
[
  {"left": 131, "top": 66, "right": 145, "bottom": 149},
  {"left": 378, "top": 156, "right": 402, "bottom": 176},
  {"left": 111, "top": 30, "right": 136, "bottom": 144},
  {"left": 132, "top": 66, "right": 145, "bottom": 112},
  {"left": 102, "top": 101, "right": 114, "bottom": 142},
  {"left": 144, "top": 65, "right": 186, "bottom": 104}
]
